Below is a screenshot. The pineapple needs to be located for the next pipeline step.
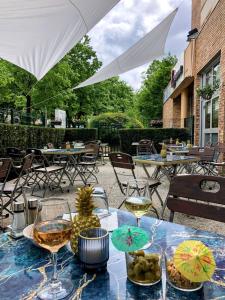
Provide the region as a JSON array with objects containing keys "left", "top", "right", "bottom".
[{"left": 71, "top": 185, "right": 100, "bottom": 253}]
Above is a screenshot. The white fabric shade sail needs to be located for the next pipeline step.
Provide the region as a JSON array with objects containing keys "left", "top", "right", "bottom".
[
  {"left": 0, "top": 0, "right": 120, "bottom": 80},
  {"left": 75, "top": 8, "right": 178, "bottom": 89}
]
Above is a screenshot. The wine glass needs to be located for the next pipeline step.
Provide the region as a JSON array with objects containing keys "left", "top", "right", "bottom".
[
  {"left": 33, "top": 199, "right": 73, "bottom": 300},
  {"left": 124, "top": 179, "right": 152, "bottom": 227}
]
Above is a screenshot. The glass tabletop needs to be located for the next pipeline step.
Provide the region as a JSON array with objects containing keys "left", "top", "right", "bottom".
[
  {"left": 134, "top": 154, "right": 197, "bottom": 162},
  {"left": 0, "top": 209, "right": 224, "bottom": 299},
  {"left": 42, "top": 148, "right": 85, "bottom": 152}
]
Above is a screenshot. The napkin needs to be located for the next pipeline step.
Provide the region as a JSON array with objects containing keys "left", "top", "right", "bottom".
[
  {"left": 63, "top": 211, "right": 118, "bottom": 232},
  {"left": 100, "top": 211, "right": 118, "bottom": 232}
]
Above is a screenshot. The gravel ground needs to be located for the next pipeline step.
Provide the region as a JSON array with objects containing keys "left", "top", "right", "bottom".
[{"left": 4, "top": 159, "right": 225, "bottom": 236}]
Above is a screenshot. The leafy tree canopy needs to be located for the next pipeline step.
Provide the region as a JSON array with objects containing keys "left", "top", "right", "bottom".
[
  {"left": 89, "top": 112, "right": 143, "bottom": 129},
  {"left": 0, "top": 35, "right": 134, "bottom": 125},
  {"left": 136, "top": 55, "right": 177, "bottom": 126}
]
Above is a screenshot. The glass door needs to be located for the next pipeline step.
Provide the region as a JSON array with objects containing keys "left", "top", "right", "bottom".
[{"left": 201, "top": 61, "right": 220, "bottom": 146}]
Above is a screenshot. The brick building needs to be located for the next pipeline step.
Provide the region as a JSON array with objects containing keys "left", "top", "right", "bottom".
[{"left": 163, "top": 0, "right": 224, "bottom": 146}]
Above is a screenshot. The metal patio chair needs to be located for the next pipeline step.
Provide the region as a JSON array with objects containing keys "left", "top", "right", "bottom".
[
  {"left": 6, "top": 147, "right": 24, "bottom": 165},
  {"left": 26, "top": 148, "right": 43, "bottom": 165},
  {"left": 206, "top": 143, "right": 225, "bottom": 176},
  {"left": 163, "top": 174, "right": 225, "bottom": 223},
  {"left": 78, "top": 143, "right": 100, "bottom": 184},
  {"left": 1, "top": 154, "right": 34, "bottom": 219},
  {"left": 197, "top": 147, "right": 216, "bottom": 174},
  {"left": 186, "top": 147, "right": 215, "bottom": 174},
  {"left": 137, "top": 139, "right": 157, "bottom": 156},
  {"left": 26, "top": 148, "right": 44, "bottom": 181},
  {"left": 109, "top": 152, "right": 163, "bottom": 210},
  {"left": 6, "top": 147, "right": 24, "bottom": 158},
  {"left": 0, "top": 158, "right": 12, "bottom": 230},
  {"left": 31, "top": 150, "right": 65, "bottom": 197}
]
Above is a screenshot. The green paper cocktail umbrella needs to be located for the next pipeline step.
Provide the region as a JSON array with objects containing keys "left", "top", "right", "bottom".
[{"left": 111, "top": 225, "right": 149, "bottom": 252}]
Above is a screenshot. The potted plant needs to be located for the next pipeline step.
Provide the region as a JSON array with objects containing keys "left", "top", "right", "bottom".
[{"left": 196, "top": 80, "right": 219, "bottom": 100}]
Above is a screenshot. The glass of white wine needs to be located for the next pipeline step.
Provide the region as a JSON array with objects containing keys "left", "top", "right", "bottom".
[
  {"left": 125, "top": 179, "right": 152, "bottom": 227},
  {"left": 33, "top": 199, "right": 73, "bottom": 300}
]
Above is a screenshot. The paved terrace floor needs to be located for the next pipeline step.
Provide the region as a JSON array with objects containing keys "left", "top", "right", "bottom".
[{"left": 3, "top": 159, "right": 225, "bottom": 235}]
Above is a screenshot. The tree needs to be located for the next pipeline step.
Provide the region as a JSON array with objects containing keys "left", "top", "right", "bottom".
[
  {"left": 85, "top": 77, "right": 134, "bottom": 115},
  {"left": 31, "top": 59, "right": 75, "bottom": 115},
  {"left": 0, "top": 59, "right": 21, "bottom": 108},
  {"left": 65, "top": 35, "right": 102, "bottom": 123},
  {"left": 0, "top": 35, "right": 135, "bottom": 125},
  {"left": 67, "top": 37, "right": 134, "bottom": 120},
  {"left": 0, "top": 55, "right": 74, "bottom": 113},
  {"left": 0, "top": 36, "right": 102, "bottom": 124},
  {"left": 136, "top": 55, "right": 177, "bottom": 126}
]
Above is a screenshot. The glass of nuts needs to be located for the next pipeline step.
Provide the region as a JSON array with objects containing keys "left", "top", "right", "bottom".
[
  {"left": 165, "top": 245, "right": 203, "bottom": 292},
  {"left": 125, "top": 243, "right": 162, "bottom": 286}
]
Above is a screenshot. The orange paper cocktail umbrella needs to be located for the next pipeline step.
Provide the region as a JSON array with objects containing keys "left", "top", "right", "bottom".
[{"left": 174, "top": 240, "right": 216, "bottom": 282}]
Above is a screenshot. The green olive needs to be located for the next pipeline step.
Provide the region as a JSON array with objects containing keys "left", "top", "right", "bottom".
[{"left": 133, "top": 263, "right": 143, "bottom": 275}]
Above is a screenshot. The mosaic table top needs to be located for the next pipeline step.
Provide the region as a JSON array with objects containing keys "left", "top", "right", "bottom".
[
  {"left": 134, "top": 154, "right": 199, "bottom": 166},
  {"left": 41, "top": 148, "right": 89, "bottom": 155},
  {"left": 0, "top": 210, "right": 224, "bottom": 300}
]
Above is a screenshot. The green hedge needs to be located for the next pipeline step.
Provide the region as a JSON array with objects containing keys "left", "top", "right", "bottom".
[
  {"left": 119, "top": 128, "right": 190, "bottom": 155},
  {"left": 0, "top": 124, "right": 97, "bottom": 156},
  {"left": 64, "top": 128, "right": 97, "bottom": 142},
  {"left": 89, "top": 112, "right": 144, "bottom": 129},
  {"left": 89, "top": 112, "right": 143, "bottom": 146}
]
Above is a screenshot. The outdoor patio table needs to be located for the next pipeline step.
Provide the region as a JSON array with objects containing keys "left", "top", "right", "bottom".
[
  {"left": 133, "top": 154, "right": 199, "bottom": 180},
  {"left": 0, "top": 209, "right": 224, "bottom": 300},
  {"left": 41, "top": 148, "right": 92, "bottom": 185}
]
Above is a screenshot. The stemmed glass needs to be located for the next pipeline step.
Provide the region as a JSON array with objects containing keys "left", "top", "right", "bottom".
[
  {"left": 124, "top": 179, "right": 152, "bottom": 227},
  {"left": 33, "top": 199, "right": 73, "bottom": 300}
]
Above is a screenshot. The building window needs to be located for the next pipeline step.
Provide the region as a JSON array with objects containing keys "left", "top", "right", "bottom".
[
  {"left": 213, "top": 63, "right": 220, "bottom": 87},
  {"left": 201, "top": 59, "right": 220, "bottom": 146},
  {"left": 204, "top": 101, "right": 210, "bottom": 129},
  {"left": 212, "top": 97, "right": 219, "bottom": 128}
]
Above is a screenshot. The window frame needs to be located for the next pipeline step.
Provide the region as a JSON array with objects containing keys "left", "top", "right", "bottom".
[{"left": 200, "top": 58, "right": 220, "bottom": 146}]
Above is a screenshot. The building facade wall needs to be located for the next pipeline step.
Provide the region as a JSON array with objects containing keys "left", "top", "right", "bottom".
[
  {"left": 201, "top": 0, "right": 220, "bottom": 26},
  {"left": 192, "top": 0, "right": 201, "bottom": 30},
  {"left": 193, "top": 0, "right": 225, "bottom": 144},
  {"left": 163, "top": 0, "right": 224, "bottom": 145},
  {"left": 173, "top": 98, "right": 181, "bottom": 128},
  {"left": 163, "top": 98, "right": 173, "bottom": 128}
]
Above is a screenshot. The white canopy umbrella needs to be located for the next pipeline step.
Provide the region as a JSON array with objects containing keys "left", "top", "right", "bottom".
[
  {"left": 0, "top": 0, "right": 120, "bottom": 80},
  {"left": 75, "top": 8, "right": 178, "bottom": 89}
]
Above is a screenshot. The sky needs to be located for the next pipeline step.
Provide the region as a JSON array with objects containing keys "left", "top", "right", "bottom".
[{"left": 89, "top": 0, "right": 191, "bottom": 90}]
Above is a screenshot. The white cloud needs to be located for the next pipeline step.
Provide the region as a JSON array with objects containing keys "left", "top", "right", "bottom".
[{"left": 89, "top": 0, "right": 191, "bottom": 90}]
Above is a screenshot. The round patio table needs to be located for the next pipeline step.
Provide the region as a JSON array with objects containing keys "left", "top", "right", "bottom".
[
  {"left": 41, "top": 148, "right": 92, "bottom": 185},
  {"left": 134, "top": 154, "right": 199, "bottom": 181},
  {"left": 0, "top": 209, "right": 224, "bottom": 299}
]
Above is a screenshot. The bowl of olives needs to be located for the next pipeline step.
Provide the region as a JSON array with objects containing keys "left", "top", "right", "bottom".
[
  {"left": 125, "top": 243, "right": 162, "bottom": 286},
  {"left": 165, "top": 246, "right": 203, "bottom": 292}
]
